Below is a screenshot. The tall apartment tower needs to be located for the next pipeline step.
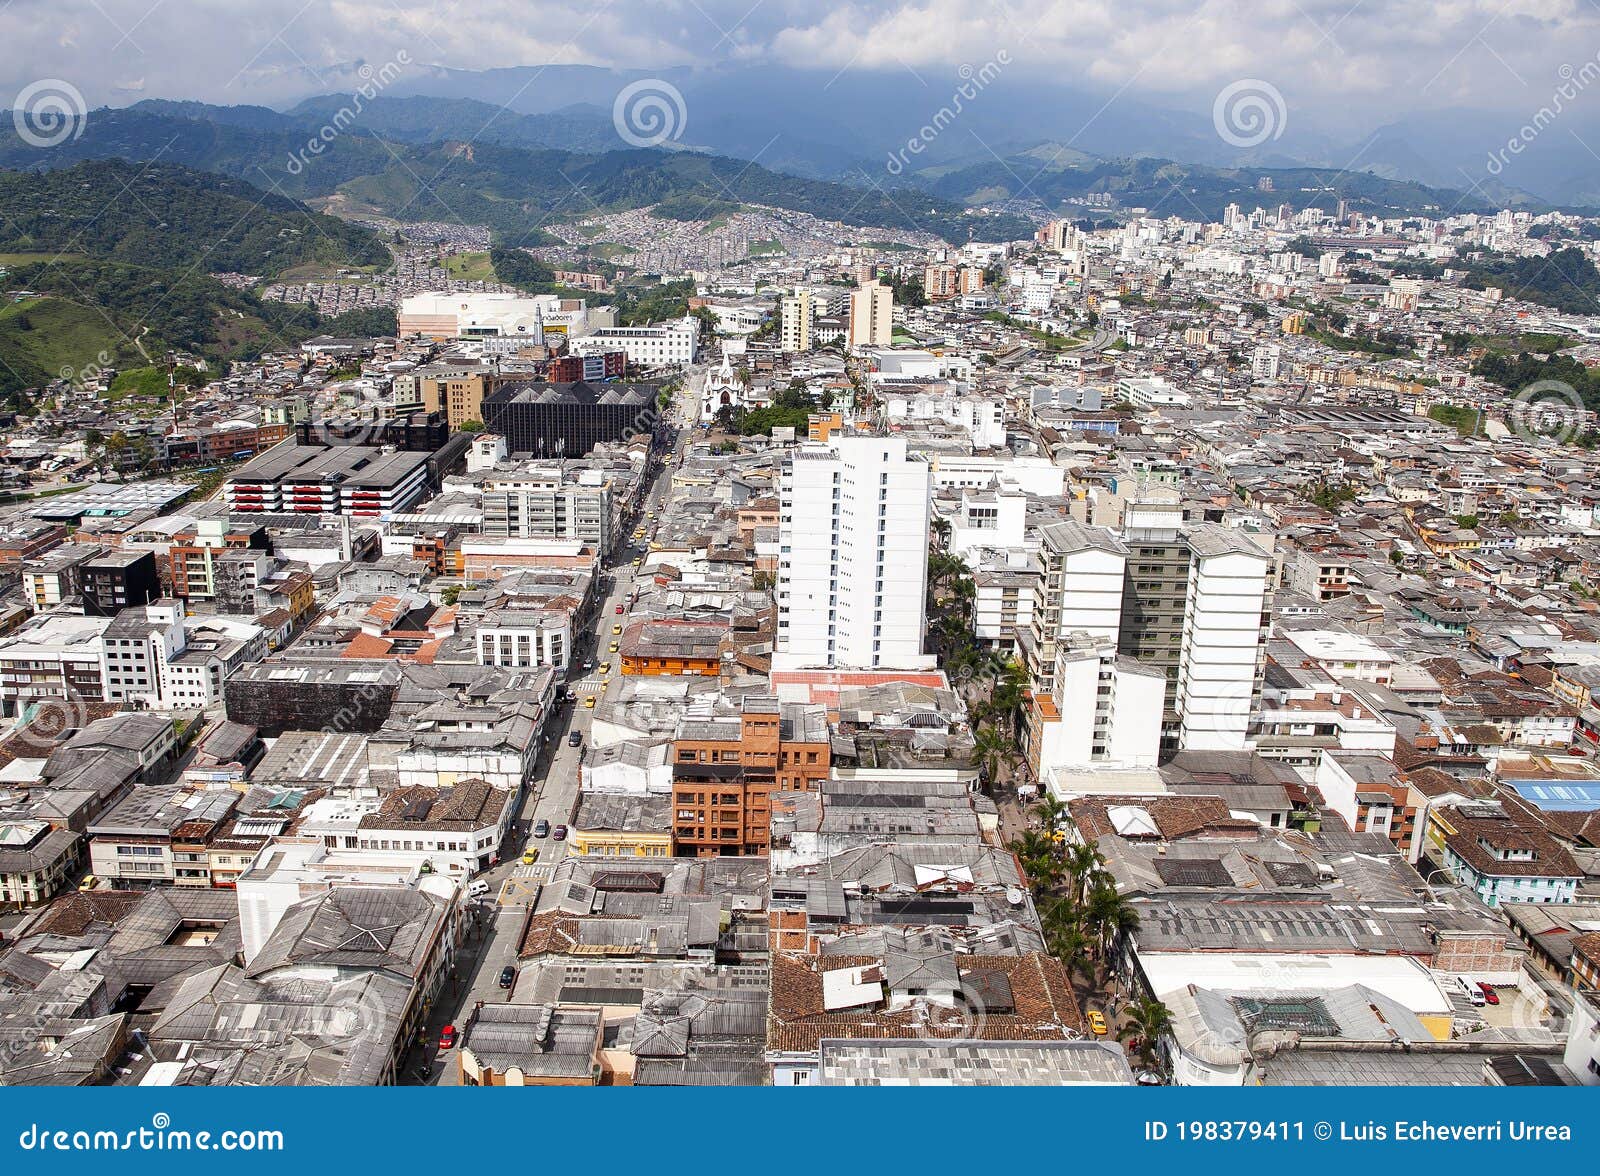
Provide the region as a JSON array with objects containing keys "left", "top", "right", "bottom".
[
  {"left": 847, "top": 280, "right": 893, "bottom": 349},
  {"left": 780, "top": 289, "right": 817, "bottom": 353},
  {"left": 774, "top": 436, "right": 933, "bottom": 671},
  {"left": 1023, "top": 502, "right": 1274, "bottom": 771}
]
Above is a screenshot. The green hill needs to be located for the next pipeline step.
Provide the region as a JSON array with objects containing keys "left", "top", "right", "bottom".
[{"left": 0, "top": 159, "right": 389, "bottom": 276}]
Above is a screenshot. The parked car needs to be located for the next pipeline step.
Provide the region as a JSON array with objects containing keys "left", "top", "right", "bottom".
[
  {"left": 533, "top": 819, "right": 550, "bottom": 838},
  {"left": 467, "top": 879, "right": 490, "bottom": 898},
  {"left": 438, "top": 1024, "right": 457, "bottom": 1049},
  {"left": 78, "top": 875, "right": 97, "bottom": 892},
  {"left": 498, "top": 966, "right": 516, "bottom": 990},
  {"left": 568, "top": 731, "right": 583, "bottom": 748},
  {"left": 1458, "top": 976, "right": 1486, "bottom": 1007},
  {"left": 553, "top": 825, "right": 568, "bottom": 842},
  {"left": 1087, "top": 1010, "right": 1109, "bottom": 1037},
  {"left": 1478, "top": 982, "right": 1500, "bottom": 1005}
]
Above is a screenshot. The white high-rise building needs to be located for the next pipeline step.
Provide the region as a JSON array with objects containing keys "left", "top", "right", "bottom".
[
  {"left": 774, "top": 437, "right": 933, "bottom": 671},
  {"left": 780, "top": 289, "right": 818, "bottom": 353},
  {"left": 847, "top": 280, "right": 893, "bottom": 349}
]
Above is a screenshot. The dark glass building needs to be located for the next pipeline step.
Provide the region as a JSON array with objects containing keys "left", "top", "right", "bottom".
[{"left": 481, "top": 381, "right": 660, "bottom": 458}]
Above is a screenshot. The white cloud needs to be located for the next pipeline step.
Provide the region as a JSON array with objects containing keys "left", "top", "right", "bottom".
[{"left": 0, "top": 0, "right": 1592, "bottom": 127}]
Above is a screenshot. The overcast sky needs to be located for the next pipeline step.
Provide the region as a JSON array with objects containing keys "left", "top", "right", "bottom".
[{"left": 1, "top": 0, "right": 1593, "bottom": 126}]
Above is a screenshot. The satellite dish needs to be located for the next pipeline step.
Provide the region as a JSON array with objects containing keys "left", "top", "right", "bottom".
[{"left": 1005, "top": 887, "right": 1025, "bottom": 907}]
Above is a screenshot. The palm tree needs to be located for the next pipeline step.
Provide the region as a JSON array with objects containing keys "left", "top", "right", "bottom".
[
  {"left": 1065, "top": 844, "right": 1105, "bottom": 906},
  {"left": 931, "top": 516, "right": 952, "bottom": 550},
  {"left": 1084, "top": 882, "right": 1141, "bottom": 965},
  {"left": 1118, "top": 996, "right": 1173, "bottom": 1074},
  {"left": 1033, "top": 795, "right": 1072, "bottom": 838},
  {"left": 1009, "top": 831, "right": 1064, "bottom": 893},
  {"left": 972, "top": 722, "right": 1010, "bottom": 790}
]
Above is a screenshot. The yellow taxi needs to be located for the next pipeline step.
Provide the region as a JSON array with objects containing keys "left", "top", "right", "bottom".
[
  {"left": 584, "top": 696, "right": 595, "bottom": 709},
  {"left": 1087, "top": 1010, "right": 1109, "bottom": 1037},
  {"left": 599, "top": 661, "right": 611, "bottom": 675},
  {"left": 78, "top": 875, "right": 97, "bottom": 892},
  {"left": 612, "top": 624, "right": 622, "bottom": 635},
  {"left": 632, "top": 558, "right": 642, "bottom": 567},
  {"left": 608, "top": 641, "right": 619, "bottom": 653},
  {"left": 520, "top": 849, "right": 539, "bottom": 865}
]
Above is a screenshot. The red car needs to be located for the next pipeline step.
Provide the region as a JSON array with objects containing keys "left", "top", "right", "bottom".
[
  {"left": 438, "top": 1024, "right": 457, "bottom": 1049},
  {"left": 553, "top": 825, "right": 568, "bottom": 842},
  {"left": 1478, "top": 983, "right": 1500, "bottom": 1005},
  {"left": 615, "top": 605, "right": 624, "bottom": 614}
]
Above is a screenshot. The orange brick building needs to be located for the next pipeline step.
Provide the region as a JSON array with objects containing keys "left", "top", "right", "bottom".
[{"left": 672, "top": 696, "right": 829, "bottom": 856}]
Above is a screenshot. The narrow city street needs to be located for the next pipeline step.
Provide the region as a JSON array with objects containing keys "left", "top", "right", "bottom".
[{"left": 403, "top": 375, "right": 700, "bottom": 1084}]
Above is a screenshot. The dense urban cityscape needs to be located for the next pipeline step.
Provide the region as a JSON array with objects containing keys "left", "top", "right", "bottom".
[{"left": 0, "top": 7, "right": 1598, "bottom": 1114}]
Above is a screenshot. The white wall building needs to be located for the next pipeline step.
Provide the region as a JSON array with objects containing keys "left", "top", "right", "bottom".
[
  {"left": 774, "top": 436, "right": 933, "bottom": 671},
  {"left": 571, "top": 317, "right": 698, "bottom": 367}
]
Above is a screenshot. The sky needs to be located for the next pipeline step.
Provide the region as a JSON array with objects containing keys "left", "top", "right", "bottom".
[{"left": 0, "top": 0, "right": 1594, "bottom": 128}]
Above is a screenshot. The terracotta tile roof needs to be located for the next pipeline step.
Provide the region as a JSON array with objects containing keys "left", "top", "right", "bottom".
[{"left": 765, "top": 951, "right": 1082, "bottom": 1054}]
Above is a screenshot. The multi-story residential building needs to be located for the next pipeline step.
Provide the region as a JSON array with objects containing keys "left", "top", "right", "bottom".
[
  {"left": 1424, "top": 800, "right": 1583, "bottom": 907},
  {"left": 168, "top": 520, "right": 271, "bottom": 604},
  {"left": 22, "top": 543, "right": 104, "bottom": 611},
  {"left": 774, "top": 437, "right": 932, "bottom": 671},
  {"left": 0, "top": 613, "right": 111, "bottom": 714},
  {"left": 481, "top": 465, "right": 613, "bottom": 551},
  {"left": 780, "top": 289, "right": 819, "bottom": 353},
  {"left": 476, "top": 605, "right": 572, "bottom": 671},
  {"left": 570, "top": 317, "right": 698, "bottom": 367},
  {"left": 0, "top": 820, "right": 82, "bottom": 908},
  {"left": 672, "top": 696, "right": 829, "bottom": 856},
  {"left": 847, "top": 280, "right": 893, "bottom": 349},
  {"left": 88, "top": 786, "right": 239, "bottom": 888},
  {"left": 1022, "top": 502, "right": 1273, "bottom": 765},
  {"left": 80, "top": 549, "right": 161, "bottom": 618}
]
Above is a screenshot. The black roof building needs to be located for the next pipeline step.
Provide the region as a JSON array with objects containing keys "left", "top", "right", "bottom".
[{"left": 482, "top": 380, "right": 659, "bottom": 459}]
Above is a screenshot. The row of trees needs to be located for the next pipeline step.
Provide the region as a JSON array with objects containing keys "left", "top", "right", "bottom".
[
  {"left": 1011, "top": 797, "right": 1173, "bottom": 1075},
  {"left": 926, "top": 524, "right": 1174, "bottom": 1074}
]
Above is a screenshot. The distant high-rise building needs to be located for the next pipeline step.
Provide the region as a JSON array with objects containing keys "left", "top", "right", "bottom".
[
  {"left": 847, "top": 280, "right": 893, "bottom": 349},
  {"left": 780, "top": 289, "right": 818, "bottom": 353},
  {"left": 774, "top": 436, "right": 932, "bottom": 671}
]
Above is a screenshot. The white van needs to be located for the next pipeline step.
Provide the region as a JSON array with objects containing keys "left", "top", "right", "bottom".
[
  {"left": 467, "top": 879, "right": 491, "bottom": 898},
  {"left": 1457, "top": 976, "right": 1485, "bottom": 1007}
]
